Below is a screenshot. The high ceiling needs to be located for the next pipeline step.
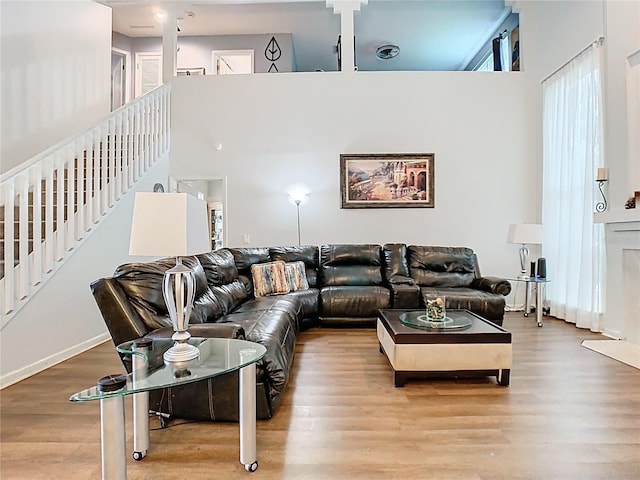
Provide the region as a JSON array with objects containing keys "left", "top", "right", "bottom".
[{"left": 101, "top": 0, "right": 514, "bottom": 72}]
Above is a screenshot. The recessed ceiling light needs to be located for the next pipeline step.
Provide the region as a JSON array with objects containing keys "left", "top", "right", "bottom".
[
  {"left": 376, "top": 45, "right": 400, "bottom": 60},
  {"left": 155, "top": 11, "right": 166, "bottom": 21}
]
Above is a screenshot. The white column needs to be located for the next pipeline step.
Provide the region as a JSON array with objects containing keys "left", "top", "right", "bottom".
[
  {"left": 327, "top": 0, "right": 368, "bottom": 73},
  {"left": 162, "top": 9, "right": 178, "bottom": 83}
]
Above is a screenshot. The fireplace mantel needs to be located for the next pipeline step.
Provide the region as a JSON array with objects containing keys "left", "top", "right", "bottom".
[{"left": 594, "top": 209, "right": 640, "bottom": 224}]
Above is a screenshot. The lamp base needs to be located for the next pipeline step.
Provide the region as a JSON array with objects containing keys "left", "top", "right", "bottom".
[{"left": 163, "top": 342, "right": 200, "bottom": 363}]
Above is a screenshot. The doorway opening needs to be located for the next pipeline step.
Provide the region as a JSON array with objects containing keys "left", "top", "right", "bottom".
[
  {"left": 212, "top": 50, "right": 254, "bottom": 75},
  {"left": 170, "top": 177, "right": 227, "bottom": 250},
  {"left": 135, "top": 52, "right": 162, "bottom": 97},
  {"left": 111, "top": 48, "right": 130, "bottom": 110}
]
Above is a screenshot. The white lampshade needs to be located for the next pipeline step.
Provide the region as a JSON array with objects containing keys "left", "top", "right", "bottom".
[
  {"left": 129, "top": 192, "right": 210, "bottom": 257},
  {"left": 507, "top": 224, "right": 542, "bottom": 245}
]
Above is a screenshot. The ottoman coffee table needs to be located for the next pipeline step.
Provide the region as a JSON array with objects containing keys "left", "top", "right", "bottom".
[{"left": 377, "top": 309, "right": 512, "bottom": 387}]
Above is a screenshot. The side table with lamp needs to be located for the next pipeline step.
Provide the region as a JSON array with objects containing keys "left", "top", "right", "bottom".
[
  {"left": 71, "top": 192, "right": 267, "bottom": 477},
  {"left": 70, "top": 338, "right": 266, "bottom": 479},
  {"left": 507, "top": 223, "right": 548, "bottom": 327}
]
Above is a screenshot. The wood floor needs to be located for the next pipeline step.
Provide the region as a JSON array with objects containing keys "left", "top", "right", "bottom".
[{"left": 1, "top": 313, "right": 639, "bottom": 480}]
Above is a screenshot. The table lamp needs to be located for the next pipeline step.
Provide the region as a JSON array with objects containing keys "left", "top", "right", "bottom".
[
  {"left": 507, "top": 223, "right": 542, "bottom": 279},
  {"left": 129, "top": 192, "right": 210, "bottom": 363}
]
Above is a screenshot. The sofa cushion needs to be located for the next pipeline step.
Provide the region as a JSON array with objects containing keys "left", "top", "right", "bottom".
[
  {"left": 210, "top": 279, "right": 248, "bottom": 316},
  {"left": 320, "top": 285, "right": 390, "bottom": 317},
  {"left": 320, "top": 244, "right": 383, "bottom": 286},
  {"left": 269, "top": 245, "right": 319, "bottom": 288},
  {"left": 282, "top": 289, "right": 320, "bottom": 319},
  {"left": 220, "top": 309, "right": 298, "bottom": 399},
  {"left": 408, "top": 246, "right": 477, "bottom": 288},
  {"left": 196, "top": 249, "right": 238, "bottom": 286},
  {"left": 230, "top": 247, "right": 271, "bottom": 273},
  {"left": 251, "top": 261, "right": 291, "bottom": 298},
  {"left": 230, "top": 247, "right": 273, "bottom": 299},
  {"left": 322, "top": 265, "right": 384, "bottom": 286},
  {"left": 285, "top": 261, "right": 310, "bottom": 291},
  {"left": 320, "top": 244, "right": 382, "bottom": 266}
]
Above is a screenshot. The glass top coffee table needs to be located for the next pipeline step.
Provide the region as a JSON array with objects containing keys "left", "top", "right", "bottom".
[
  {"left": 377, "top": 309, "right": 512, "bottom": 387},
  {"left": 70, "top": 337, "right": 266, "bottom": 479}
]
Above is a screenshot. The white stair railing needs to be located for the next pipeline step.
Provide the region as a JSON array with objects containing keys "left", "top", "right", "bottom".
[{"left": 0, "top": 84, "right": 171, "bottom": 325}]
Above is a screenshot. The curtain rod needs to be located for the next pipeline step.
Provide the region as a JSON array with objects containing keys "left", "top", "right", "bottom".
[{"left": 541, "top": 36, "right": 605, "bottom": 84}]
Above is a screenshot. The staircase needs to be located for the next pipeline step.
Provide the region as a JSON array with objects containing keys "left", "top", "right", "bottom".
[{"left": 0, "top": 84, "right": 171, "bottom": 325}]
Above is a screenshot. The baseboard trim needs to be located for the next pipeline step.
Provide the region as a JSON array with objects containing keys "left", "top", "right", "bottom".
[
  {"left": 603, "top": 328, "right": 623, "bottom": 340},
  {"left": 0, "top": 333, "right": 111, "bottom": 390}
]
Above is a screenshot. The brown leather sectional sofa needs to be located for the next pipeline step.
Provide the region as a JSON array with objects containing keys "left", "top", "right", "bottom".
[{"left": 91, "top": 243, "right": 511, "bottom": 422}]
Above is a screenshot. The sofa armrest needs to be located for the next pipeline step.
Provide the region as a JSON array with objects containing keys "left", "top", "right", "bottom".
[
  {"left": 146, "top": 323, "right": 246, "bottom": 340},
  {"left": 389, "top": 283, "right": 421, "bottom": 308},
  {"left": 90, "top": 278, "right": 150, "bottom": 347},
  {"left": 471, "top": 277, "right": 512, "bottom": 296}
]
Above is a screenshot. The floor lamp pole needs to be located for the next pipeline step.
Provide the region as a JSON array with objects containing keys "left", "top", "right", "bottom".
[{"left": 295, "top": 200, "right": 301, "bottom": 246}]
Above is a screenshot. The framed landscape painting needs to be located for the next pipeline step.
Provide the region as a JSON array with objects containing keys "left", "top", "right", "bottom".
[{"left": 340, "top": 153, "right": 435, "bottom": 208}]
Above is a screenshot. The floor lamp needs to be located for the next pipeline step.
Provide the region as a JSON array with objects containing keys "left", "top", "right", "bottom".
[
  {"left": 289, "top": 192, "right": 308, "bottom": 246},
  {"left": 507, "top": 223, "right": 542, "bottom": 278},
  {"left": 129, "top": 192, "right": 210, "bottom": 363}
]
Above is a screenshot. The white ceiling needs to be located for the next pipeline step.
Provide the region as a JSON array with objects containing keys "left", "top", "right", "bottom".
[{"left": 102, "top": 0, "right": 514, "bottom": 72}]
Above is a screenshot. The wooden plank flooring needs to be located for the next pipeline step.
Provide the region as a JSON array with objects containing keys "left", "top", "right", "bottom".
[{"left": 1, "top": 313, "right": 639, "bottom": 479}]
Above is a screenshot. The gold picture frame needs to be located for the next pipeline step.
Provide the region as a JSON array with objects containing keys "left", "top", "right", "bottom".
[{"left": 340, "top": 153, "right": 435, "bottom": 209}]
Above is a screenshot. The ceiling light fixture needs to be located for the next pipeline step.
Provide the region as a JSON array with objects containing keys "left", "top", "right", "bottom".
[
  {"left": 376, "top": 44, "right": 400, "bottom": 60},
  {"left": 155, "top": 11, "right": 166, "bottom": 21}
]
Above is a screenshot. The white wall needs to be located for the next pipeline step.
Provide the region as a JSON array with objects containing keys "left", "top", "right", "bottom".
[
  {"left": 170, "top": 70, "right": 537, "bottom": 279},
  {"left": 0, "top": 0, "right": 111, "bottom": 174}
]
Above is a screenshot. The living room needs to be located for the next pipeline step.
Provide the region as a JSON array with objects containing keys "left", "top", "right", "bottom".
[{"left": 1, "top": 0, "right": 639, "bottom": 478}]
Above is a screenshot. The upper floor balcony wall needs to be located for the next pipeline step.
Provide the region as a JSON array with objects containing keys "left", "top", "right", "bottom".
[{"left": 110, "top": 0, "right": 519, "bottom": 86}]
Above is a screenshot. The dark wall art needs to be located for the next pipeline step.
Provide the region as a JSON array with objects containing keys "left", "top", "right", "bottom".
[{"left": 265, "top": 36, "right": 281, "bottom": 73}]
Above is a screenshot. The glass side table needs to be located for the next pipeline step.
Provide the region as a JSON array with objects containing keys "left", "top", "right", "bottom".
[
  {"left": 70, "top": 337, "right": 266, "bottom": 479},
  {"left": 507, "top": 276, "right": 550, "bottom": 327}
]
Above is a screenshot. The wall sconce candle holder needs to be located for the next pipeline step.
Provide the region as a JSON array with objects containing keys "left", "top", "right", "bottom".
[{"left": 595, "top": 179, "right": 608, "bottom": 212}]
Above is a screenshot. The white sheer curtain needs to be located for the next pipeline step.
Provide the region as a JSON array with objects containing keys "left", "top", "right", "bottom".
[{"left": 541, "top": 40, "right": 605, "bottom": 332}]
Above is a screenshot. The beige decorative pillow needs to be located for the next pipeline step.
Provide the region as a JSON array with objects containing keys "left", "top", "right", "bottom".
[
  {"left": 251, "top": 261, "right": 290, "bottom": 298},
  {"left": 285, "top": 261, "right": 309, "bottom": 291}
]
